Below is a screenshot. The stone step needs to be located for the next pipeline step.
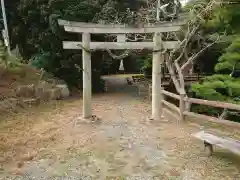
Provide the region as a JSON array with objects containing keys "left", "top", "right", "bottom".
[
  {"left": 0, "top": 97, "right": 40, "bottom": 113},
  {"left": 16, "top": 84, "right": 35, "bottom": 98},
  {"left": 15, "top": 81, "right": 70, "bottom": 100},
  {"left": 21, "top": 98, "right": 40, "bottom": 107},
  {"left": 0, "top": 98, "right": 19, "bottom": 113}
]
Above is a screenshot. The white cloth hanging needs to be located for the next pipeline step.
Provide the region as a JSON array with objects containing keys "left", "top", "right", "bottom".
[{"left": 119, "top": 59, "right": 124, "bottom": 71}]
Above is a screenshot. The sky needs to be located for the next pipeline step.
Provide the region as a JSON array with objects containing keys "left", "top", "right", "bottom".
[{"left": 180, "top": 0, "right": 189, "bottom": 6}]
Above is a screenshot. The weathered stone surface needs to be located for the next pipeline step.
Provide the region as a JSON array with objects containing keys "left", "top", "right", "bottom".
[
  {"left": 56, "top": 84, "right": 70, "bottom": 98},
  {"left": 36, "top": 81, "right": 54, "bottom": 91},
  {"left": 0, "top": 98, "right": 19, "bottom": 112},
  {"left": 42, "top": 88, "right": 61, "bottom": 101},
  {"left": 35, "top": 81, "right": 57, "bottom": 101},
  {"left": 50, "top": 88, "right": 62, "bottom": 100},
  {"left": 16, "top": 84, "right": 35, "bottom": 97}
]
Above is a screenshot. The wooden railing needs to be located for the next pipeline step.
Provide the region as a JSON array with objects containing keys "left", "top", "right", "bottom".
[
  {"left": 161, "top": 90, "right": 240, "bottom": 128},
  {"left": 147, "top": 73, "right": 210, "bottom": 80}
]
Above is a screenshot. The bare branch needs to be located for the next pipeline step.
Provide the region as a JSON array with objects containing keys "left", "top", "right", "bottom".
[{"left": 181, "top": 36, "right": 219, "bottom": 71}]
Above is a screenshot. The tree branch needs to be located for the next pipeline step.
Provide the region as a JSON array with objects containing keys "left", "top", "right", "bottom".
[{"left": 181, "top": 37, "right": 218, "bottom": 71}]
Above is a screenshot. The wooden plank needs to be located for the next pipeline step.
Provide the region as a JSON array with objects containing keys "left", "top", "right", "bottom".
[
  {"left": 185, "top": 97, "right": 240, "bottom": 111},
  {"left": 184, "top": 111, "right": 240, "bottom": 129},
  {"left": 82, "top": 33, "right": 92, "bottom": 118},
  {"left": 162, "top": 90, "right": 180, "bottom": 100},
  {"left": 193, "top": 131, "right": 240, "bottom": 156},
  {"left": 63, "top": 41, "right": 180, "bottom": 50}
]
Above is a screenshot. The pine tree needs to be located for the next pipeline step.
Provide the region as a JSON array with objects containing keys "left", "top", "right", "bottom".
[{"left": 192, "top": 38, "right": 240, "bottom": 121}]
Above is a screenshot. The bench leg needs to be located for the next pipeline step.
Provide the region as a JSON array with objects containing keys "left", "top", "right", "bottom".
[{"left": 204, "top": 141, "right": 213, "bottom": 156}]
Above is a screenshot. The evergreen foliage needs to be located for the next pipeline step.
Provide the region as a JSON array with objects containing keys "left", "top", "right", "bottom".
[
  {"left": 2, "top": 0, "right": 146, "bottom": 90},
  {"left": 183, "top": 0, "right": 240, "bottom": 121},
  {"left": 192, "top": 38, "right": 240, "bottom": 121}
]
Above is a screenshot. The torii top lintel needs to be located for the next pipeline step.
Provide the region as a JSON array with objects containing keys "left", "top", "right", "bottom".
[{"left": 58, "top": 16, "right": 186, "bottom": 34}]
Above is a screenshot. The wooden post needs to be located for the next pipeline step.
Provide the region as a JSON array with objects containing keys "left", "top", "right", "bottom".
[
  {"left": 82, "top": 33, "right": 92, "bottom": 118},
  {"left": 152, "top": 32, "right": 163, "bottom": 120},
  {"left": 179, "top": 93, "right": 186, "bottom": 122},
  {"left": 160, "top": 87, "right": 165, "bottom": 118}
]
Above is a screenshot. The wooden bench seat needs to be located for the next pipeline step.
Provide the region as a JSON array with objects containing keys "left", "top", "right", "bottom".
[
  {"left": 125, "top": 77, "right": 133, "bottom": 85},
  {"left": 132, "top": 75, "right": 144, "bottom": 82},
  {"left": 193, "top": 131, "right": 240, "bottom": 156}
]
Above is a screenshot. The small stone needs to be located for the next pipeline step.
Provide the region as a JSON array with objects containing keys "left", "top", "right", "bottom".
[
  {"left": 168, "top": 168, "right": 181, "bottom": 177},
  {"left": 56, "top": 84, "right": 70, "bottom": 98},
  {"left": 17, "top": 161, "right": 24, "bottom": 168},
  {"left": 10, "top": 168, "right": 24, "bottom": 176}
]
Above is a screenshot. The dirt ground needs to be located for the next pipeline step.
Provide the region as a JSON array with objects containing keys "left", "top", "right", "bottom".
[{"left": 0, "top": 76, "right": 239, "bottom": 180}]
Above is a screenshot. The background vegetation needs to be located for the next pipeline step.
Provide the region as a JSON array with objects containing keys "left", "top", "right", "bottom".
[{"left": 0, "top": 0, "right": 239, "bottom": 121}]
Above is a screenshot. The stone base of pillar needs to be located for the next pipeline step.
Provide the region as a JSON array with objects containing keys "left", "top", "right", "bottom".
[{"left": 73, "top": 115, "right": 102, "bottom": 126}]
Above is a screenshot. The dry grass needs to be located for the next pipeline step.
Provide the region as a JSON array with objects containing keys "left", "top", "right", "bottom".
[
  {"left": 0, "top": 65, "right": 41, "bottom": 100},
  {"left": 0, "top": 100, "right": 80, "bottom": 166}
]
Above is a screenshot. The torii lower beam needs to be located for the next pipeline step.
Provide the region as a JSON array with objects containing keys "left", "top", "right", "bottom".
[{"left": 63, "top": 41, "right": 180, "bottom": 50}]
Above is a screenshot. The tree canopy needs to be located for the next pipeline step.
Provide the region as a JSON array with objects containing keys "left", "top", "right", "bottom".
[
  {"left": 2, "top": 0, "right": 149, "bottom": 90},
  {"left": 189, "top": 0, "right": 240, "bottom": 121}
]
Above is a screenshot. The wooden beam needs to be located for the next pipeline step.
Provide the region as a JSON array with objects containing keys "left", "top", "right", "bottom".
[
  {"left": 162, "top": 100, "right": 180, "bottom": 114},
  {"left": 184, "top": 111, "right": 240, "bottom": 129},
  {"left": 58, "top": 16, "right": 186, "bottom": 28},
  {"left": 63, "top": 25, "right": 182, "bottom": 34},
  {"left": 162, "top": 90, "right": 180, "bottom": 100},
  {"left": 63, "top": 41, "right": 180, "bottom": 50},
  {"left": 185, "top": 97, "right": 240, "bottom": 111},
  {"left": 58, "top": 19, "right": 185, "bottom": 34},
  {"left": 82, "top": 33, "right": 92, "bottom": 118}
]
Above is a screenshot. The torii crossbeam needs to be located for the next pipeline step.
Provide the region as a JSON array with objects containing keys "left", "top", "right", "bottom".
[{"left": 58, "top": 18, "right": 185, "bottom": 120}]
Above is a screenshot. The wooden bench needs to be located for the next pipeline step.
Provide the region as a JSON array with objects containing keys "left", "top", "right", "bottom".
[
  {"left": 193, "top": 131, "right": 240, "bottom": 156},
  {"left": 125, "top": 77, "right": 133, "bottom": 85},
  {"left": 132, "top": 75, "right": 145, "bottom": 83}
]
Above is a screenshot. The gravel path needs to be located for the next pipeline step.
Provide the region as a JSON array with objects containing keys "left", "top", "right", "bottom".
[{"left": 0, "top": 76, "right": 239, "bottom": 180}]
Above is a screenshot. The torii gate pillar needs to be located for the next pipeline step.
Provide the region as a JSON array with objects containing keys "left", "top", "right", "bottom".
[
  {"left": 82, "top": 33, "right": 92, "bottom": 118},
  {"left": 152, "top": 32, "right": 164, "bottom": 120}
]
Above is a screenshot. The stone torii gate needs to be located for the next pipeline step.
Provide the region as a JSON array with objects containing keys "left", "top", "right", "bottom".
[{"left": 58, "top": 19, "right": 184, "bottom": 120}]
